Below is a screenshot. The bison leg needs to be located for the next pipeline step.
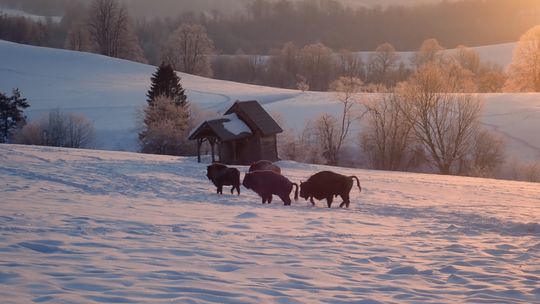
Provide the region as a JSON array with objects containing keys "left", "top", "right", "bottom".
[
  {"left": 261, "top": 193, "right": 271, "bottom": 204},
  {"left": 235, "top": 184, "right": 240, "bottom": 196},
  {"left": 339, "top": 194, "right": 350, "bottom": 208},
  {"left": 280, "top": 195, "right": 291, "bottom": 206},
  {"left": 326, "top": 196, "right": 334, "bottom": 208},
  {"left": 217, "top": 185, "right": 223, "bottom": 194},
  {"left": 309, "top": 197, "right": 315, "bottom": 206}
]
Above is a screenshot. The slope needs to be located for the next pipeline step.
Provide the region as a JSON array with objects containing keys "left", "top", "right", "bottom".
[
  {"left": 0, "top": 40, "right": 539, "bottom": 161},
  {"left": 0, "top": 144, "right": 539, "bottom": 303}
]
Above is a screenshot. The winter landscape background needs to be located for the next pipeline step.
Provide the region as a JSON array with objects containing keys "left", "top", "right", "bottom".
[
  {"left": 0, "top": 37, "right": 539, "bottom": 303},
  {"left": 1, "top": 0, "right": 540, "bottom": 303}
]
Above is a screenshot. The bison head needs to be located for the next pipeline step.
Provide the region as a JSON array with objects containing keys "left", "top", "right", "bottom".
[
  {"left": 206, "top": 163, "right": 227, "bottom": 180},
  {"left": 206, "top": 165, "right": 215, "bottom": 180},
  {"left": 299, "top": 181, "right": 311, "bottom": 200},
  {"left": 242, "top": 172, "right": 254, "bottom": 189}
]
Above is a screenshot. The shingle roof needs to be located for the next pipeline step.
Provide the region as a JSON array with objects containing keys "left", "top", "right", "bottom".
[
  {"left": 224, "top": 100, "right": 283, "bottom": 136},
  {"left": 188, "top": 115, "right": 252, "bottom": 142},
  {"left": 188, "top": 100, "right": 282, "bottom": 141}
]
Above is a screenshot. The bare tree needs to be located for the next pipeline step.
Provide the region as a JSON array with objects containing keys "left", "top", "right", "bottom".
[
  {"left": 468, "top": 129, "right": 505, "bottom": 177},
  {"left": 316, "top": 77, "right": 362, "bottom": 165},
  {"left": 15, "top": 109, "right": 95, "bottom": 148},
  {"left": 161, "top": 24, "right": 214, "bottom": 77},
  {"left": 316, "top": 114, "right": 340, "bottom": 165},
  {"left": 87, "top": 0, "right": 146, "bottom": 62},
  {"left": 298, "top": 43, "right": 335, "bottom": 91},
  {"left": 361, "top": 92, "right": 416, "bottom": 171},
  {"left": 505, "top": 25, "right": 540, "bottom": 92},
  {"left": 265, "top": 42, "right": 300, "bottom": 88},
  {"left": 399, "top": 63, "right": 483, "bottom": 174},
  {"left": 338, "top": 49, "right": 364, "bottom": 80},
  {"left": 367, "top": 42, "right": 400, "bottom": 87},
  {"left": 65, "top": 22, "right": 91, "bottom": 51}
]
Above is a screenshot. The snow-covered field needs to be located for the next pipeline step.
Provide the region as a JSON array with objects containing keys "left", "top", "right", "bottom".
[{"left": 1, "top": 144, "right": 539, "bottom": 303}]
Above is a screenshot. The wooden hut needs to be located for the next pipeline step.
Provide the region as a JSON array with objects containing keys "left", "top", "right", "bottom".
[{"left": 188, "top": 100, "right": 283, "bottom": 165}]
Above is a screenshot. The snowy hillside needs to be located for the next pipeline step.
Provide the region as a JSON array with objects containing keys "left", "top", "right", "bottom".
[
  {"left": 0, "top": 7, "right": 62, "bottom": 23},
  {"left": 0, "top": 144, "right": 539, "bottom": 303},
  {"left": 0, "top": 40, "right": 539, "bottom": 161}
]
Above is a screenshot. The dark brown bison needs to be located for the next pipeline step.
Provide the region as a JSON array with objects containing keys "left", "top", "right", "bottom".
[
  {"left": 248, "top": 160, "right": 281, "bottom": 174},
  {"left": 206, "top": 163, "right": 240, "bottom": 195},
  {"left": 300, "top": 171, "right": 362, "bottom": 208},
  {"left": 242, "top": 170, "right": 298, "bottom": 205}
]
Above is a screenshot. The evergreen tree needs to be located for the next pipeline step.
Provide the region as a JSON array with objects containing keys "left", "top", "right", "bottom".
[
  {"left": 140, "top": 64, "right": 193, "bottom": 156},
  {"left": 146, "top": 62, "right": 188, "bottom": 106},
  {"left": 0, "top": 89, "right": 30, "bottom": 143}
]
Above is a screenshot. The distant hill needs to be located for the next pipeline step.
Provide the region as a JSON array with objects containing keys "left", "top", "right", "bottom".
[{"left": 0, "top": 39, "right": 538, "bottom": 163}]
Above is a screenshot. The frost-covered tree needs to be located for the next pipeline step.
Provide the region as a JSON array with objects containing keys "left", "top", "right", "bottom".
[
  {"left": 0, "top": 88, "right": 30, "bottom": 143},
  {"left": 412, "top": 38, "right": 444, "bottom": 69},
  {"left": 15, "top": 109, "right": 96, "bottom": 148},
  {"left": 453, "top": 45, "right": 481, "bottom": 75},
  {"left": 505, "top": 25, "right": 540, "bottom": 92},
  {"left": 138, "top": 95, "right": 192, "bottom": 156},
  {"left": 161, "top": 24, "right": 214, "bottom": 77},
  {"left": 146, "top": 62, "right": 187, "bottom": 106}
]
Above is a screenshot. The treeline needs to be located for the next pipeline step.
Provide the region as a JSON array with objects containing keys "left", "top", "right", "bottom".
[
  {"left": 0, "top": 0, "right": 532, "bottom": 93},
  {"left": 213, "top": 40, "right": 506, "bottom": 92},
  {"left": 202, "top": 0, "right": 539, "bottom": 54},
  {"left": 0, "top": 0, "right": 74, "bottom": 16},
  {"left": 2, "top": 0, "right": 539, "bottom": 55}
]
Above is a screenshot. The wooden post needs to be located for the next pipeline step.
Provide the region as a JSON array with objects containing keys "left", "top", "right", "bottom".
[
  {"left": 232, "top": 140, "right": 237, "bottom": 164},
  {"left": 209, "top": 137, "right": 216, "bottom": 163},
  {"left": 197, "top": 138, "right": 202, "bottom": 163},
  {"left": 217, "top": 141, "right": 221, "bottom": 163}
]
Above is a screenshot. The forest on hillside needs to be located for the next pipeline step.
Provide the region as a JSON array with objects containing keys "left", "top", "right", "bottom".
[
  {"left": 0, "top": 0, "right": 538, "bottom": 93},
  {"left": 1, "top": 0, "right": 539, "bottom": 53}
]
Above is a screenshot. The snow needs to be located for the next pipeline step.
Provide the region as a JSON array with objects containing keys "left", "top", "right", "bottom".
[
  {"left": 0, "top": 144, "right": 539, "bottom": 303},
  {"left": 354, "top": 42, "right": 516, "bottom": 70},
  {"left": 0, "top": 8, "right": 62, "bottom": 23},
  {"left": 0, "top": 40, "right": 538, "bottom": 162},
  {"left": 222, "top": 113, "right": 252, "bottom": 136}
]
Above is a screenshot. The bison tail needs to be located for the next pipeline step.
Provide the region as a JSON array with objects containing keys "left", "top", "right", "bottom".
[
  {"left": 292, "top": 183, "right": 299, "bottom": 201},
  {"left": 350, "top": 176, "right": 362, "bottom": 192}
]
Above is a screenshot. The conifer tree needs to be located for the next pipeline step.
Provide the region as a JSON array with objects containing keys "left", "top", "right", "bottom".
[
  {"left": 140, "top": 63, "right": 193, "bottom": 156},
  {"left": 0, "top": 88, "right": 30, "bottom": 143},
  {"left": 146, "top": 62, "right": 187, "bottom": 106}
]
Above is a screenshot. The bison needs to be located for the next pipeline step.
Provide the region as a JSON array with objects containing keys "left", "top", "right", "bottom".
[
  {"left": 206, "top": 163, "right": 240, "bottom": 195},
  {"left": 242, "top": 170, "right": 298, "bottom": 205},
  {"left": 248, "top": 160, "right": 281, "bottom": 175},
  {"left": 300, "top": 171, "right": 362, "bottom": 208}
]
